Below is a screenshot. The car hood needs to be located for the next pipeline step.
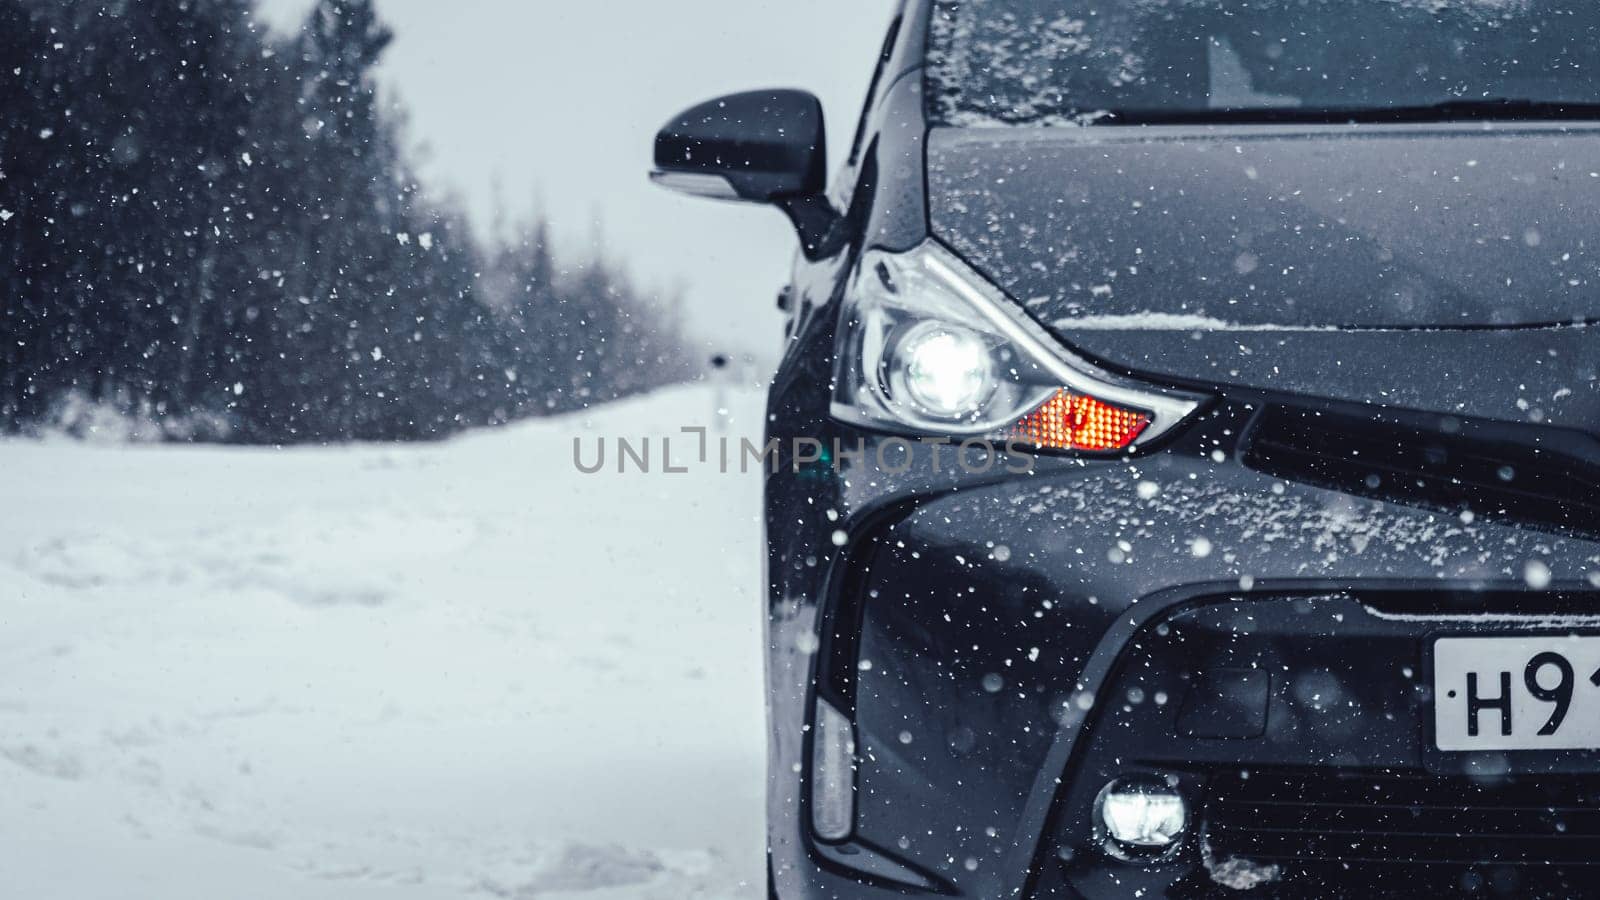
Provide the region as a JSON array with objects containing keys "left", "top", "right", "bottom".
[{"left": 927, "top": 124, "right": 1600, "bottom": 428}]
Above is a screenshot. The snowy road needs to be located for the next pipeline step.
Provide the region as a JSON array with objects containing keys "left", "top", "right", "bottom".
[{"left": 0, "top": 388, "right": 767, "bottom": 899}]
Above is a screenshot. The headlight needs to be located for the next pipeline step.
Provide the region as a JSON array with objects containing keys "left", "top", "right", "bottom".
[
  {"left": 831, "top": 241, "right": 1205, "bottom": 453},
  {"left": 888, "top": 321, "right": 998, "bottom": 420}
]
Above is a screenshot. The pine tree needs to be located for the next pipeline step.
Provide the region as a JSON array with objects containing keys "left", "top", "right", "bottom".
[{"left": 0, "top": 0, "right": 692, "bottom": 443}]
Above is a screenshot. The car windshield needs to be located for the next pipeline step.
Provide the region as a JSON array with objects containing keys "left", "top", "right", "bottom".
[{"left": 927, "top": 0, "right": 1600, "bottom": 125}]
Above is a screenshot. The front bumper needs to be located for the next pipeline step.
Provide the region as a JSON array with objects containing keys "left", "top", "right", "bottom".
[{"left": 765, "top": 423, "right": 1600, "bottom": 899}]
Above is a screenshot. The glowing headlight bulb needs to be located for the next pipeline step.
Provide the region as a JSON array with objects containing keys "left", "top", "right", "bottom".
[{"left": 894, "top": 322, "right": 997, "bottom": 419}]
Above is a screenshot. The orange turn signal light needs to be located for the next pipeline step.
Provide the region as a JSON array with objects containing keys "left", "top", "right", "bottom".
[{"left": 1007, "top": 389, "right": 1150, "bottom": 453}]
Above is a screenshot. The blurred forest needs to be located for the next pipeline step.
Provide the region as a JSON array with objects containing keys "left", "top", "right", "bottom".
[{"left": 0, "top": 0, "right": 694, "bottom": 442}]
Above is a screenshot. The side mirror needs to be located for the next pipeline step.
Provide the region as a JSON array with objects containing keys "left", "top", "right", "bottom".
[{"left": 651, "top": 89, "right": 844, "bottom": 259}]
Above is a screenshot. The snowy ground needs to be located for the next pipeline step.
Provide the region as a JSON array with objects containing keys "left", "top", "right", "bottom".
[{"left": 0, "top": 386, "right": 767, "bottom": 899}]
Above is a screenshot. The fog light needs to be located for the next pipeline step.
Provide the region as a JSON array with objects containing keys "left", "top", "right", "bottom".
[
  {"left": 811, "top": 698, "right": 856, "bottom": 842},
  {"left": 1097, "top": 776, "right": 1187, "bottom": 852}
]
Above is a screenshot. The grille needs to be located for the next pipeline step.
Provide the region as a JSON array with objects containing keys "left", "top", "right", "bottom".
[
  {"left": 1243, "top": 405, "right": 1600, "bottom": 539},
  {"left": 1203, "top": 769, "right": 1600, "bottom": 895}
]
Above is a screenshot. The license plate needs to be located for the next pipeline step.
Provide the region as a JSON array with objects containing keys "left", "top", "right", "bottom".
[{"left": 1434, "top": 636, "right": 1600, "bottom": 752}]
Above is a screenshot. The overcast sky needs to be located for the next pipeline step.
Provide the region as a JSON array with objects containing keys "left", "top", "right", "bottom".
[{"left": 255, "top": 0, "right": 895, "bottom": 359}]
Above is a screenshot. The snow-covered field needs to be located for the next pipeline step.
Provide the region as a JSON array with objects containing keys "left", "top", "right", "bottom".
[{"left": 0, "top": 387, "right": 767, "bottom": 899}]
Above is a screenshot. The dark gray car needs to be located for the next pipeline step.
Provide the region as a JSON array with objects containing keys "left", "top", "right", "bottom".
[{"left": 653, "top": 1, "right": 1600, "bottom": 896}]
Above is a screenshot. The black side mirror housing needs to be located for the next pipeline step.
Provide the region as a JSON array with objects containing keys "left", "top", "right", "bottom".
[{"left": 651, "top": 89, "right": 844, "bottom": 259}]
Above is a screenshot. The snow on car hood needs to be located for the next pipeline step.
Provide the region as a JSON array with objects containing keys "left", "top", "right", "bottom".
[{"left": 927, "top": 124, "right": 1600, "bottom": 426}]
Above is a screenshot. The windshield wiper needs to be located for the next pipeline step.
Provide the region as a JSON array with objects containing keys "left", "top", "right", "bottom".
[
  {"left": 1094, "top": 98, "right": 1600, "bottom": 126},
  {"left": 1378, "top": 98, "right": 1600, "bottom": 122}
]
